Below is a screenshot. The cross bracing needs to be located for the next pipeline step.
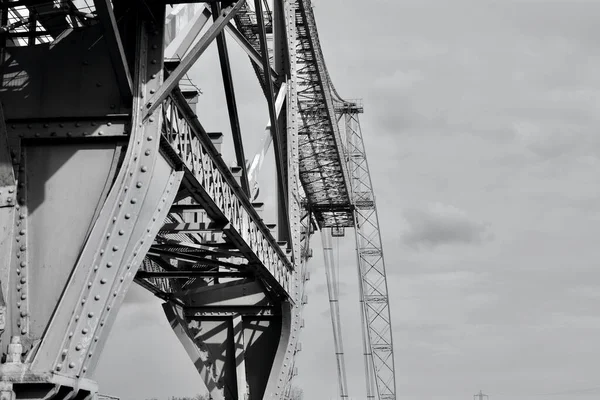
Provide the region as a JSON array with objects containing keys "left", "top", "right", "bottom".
[{"left": 0, "top": 2, "right": 396, "bottom": 400}]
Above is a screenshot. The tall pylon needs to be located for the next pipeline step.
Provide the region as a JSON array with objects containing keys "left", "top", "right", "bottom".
[{"left": 474, "top": 390, "right": 489, "bottom": 400}]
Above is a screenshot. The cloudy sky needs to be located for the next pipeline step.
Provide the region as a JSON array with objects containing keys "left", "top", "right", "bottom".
[{"left": 95, "top": 1, "right": 600, "bottom": 400}]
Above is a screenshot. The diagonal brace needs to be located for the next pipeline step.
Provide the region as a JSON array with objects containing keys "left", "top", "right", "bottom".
[
  {"left": 93, "top": 0, "right": 132, "bottom": 98},
  {"left": 145, "top": 0, "right": 245, "bottom": 117},
  {"left": 225, "top": 22, "right": 278, "bottom": 81},
  {"left": 254, "top": 0, "right": 291, "bottom": 245},
  {"left": 211, "top": 2, "right": 250, "bottom": 195}
]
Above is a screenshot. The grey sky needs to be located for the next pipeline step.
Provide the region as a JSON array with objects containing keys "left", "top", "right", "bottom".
[{"left": 95, "top": 1, "right": 600, "bottom": 400}]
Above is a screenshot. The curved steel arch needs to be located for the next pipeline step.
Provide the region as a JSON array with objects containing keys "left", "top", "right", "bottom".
[{"left": 0, "top": 1, "right": 395, "bottom": 400}]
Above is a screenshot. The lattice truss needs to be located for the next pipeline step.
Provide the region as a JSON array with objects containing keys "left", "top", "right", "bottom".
[{"left": 343, "top": 109, "right": 396, "bottom": 400}]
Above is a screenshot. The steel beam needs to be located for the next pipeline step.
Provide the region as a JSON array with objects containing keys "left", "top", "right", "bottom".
[
  {"left": 253, "top": 0, "right": 290, "bottom": 247},
  {"left": 210, "top": 2, "right": 249, "bottom": 195},
  {"left": 93, "top": 0, "right": 132, "bottom": 99},
  {"left": 164, "top": 7, "right": 212, "bottom": 60},
  {"left": 224, "top": 22, "right": 278, "bottom": 80},
  {"left": 145, "top": 0, "right": 245, "bottom": 116}
]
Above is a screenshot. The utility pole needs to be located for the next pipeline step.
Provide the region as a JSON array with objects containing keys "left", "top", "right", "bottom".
[{"left": 474, "top": 390, "right": 489, "bottom": 400}]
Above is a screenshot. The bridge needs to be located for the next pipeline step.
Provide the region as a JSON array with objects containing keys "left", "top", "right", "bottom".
[{"left": 0, "top": 1, "right": 395, "bottom": 400}]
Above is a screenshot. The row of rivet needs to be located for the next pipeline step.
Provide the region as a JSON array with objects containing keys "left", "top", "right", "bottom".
[
  {"left": 53, "top": 22, "right": 163, "bottom": 376},
  {"left": 9, "top": 121, "right": 129, "bottom": 139},
  {"left": 14, "top": 148, "right": 29, "bottom": 336},
  {"left": 276, "top": 3, "right": 303, "bottom": 392}
]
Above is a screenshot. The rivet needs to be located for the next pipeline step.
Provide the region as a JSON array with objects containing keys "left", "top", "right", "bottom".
[
  {"left": 19, "top": 229, "right": 25, "bottom": 235},
  {"left": 98, "top": 131, "right": 103, "bottom": 135},
  {"left": 144, "top": 150, "right": 151, "bottom": 156},
  {"left": 75, "top": 123, "right": 80, "bottom": 127},
  {"left": 16, "top": 284, "right": 21, "bottom": 291},
  {"left": 20, "top": 261, "right": 26, "bottom": 268},
  {"left": 149, "top": 117, "right": 155, "bottom": 123},
  {"left": 113, "top": 291, "right": 118, "bottom": 296},
  {"left": 106, "top": 233, "right": 111, "bottom": 238},
  {"left": 100, "top": 278, "right": 107, "bottom": 284},
  {"left": 69, "top": 362, "right": 76, "bottom": 368},
  {"left": 88, "top": 312, "right": 94, "bottom": 318},
  {"left": 88, "top": 282, "right": 92, "bottom": 287},
  {"left": 100, "top": 320, "right": 105, "bottom": 326},
  {"left": 19, "top": 245, "right": 26, "bottom": 251},
  {"left": 141, "top": 166, "right": 148, "bottom": 172},
  {"left": 20, "top": 311, "right": 27, "bottom": 317},
  {"left": 16, "top": 302, "right": 21, "bottom": 307},
  {"left": 118, "top": 230, "right": 125, "bottom": 235},
  {"left": 107, "top": 122, "right": 112, "bottom": 126},
  {"left": 94, "top": 336, "right": 99, "bottom": 342},
  {"left": 83, "top": 367, "right": 87, "bottom": 373},
  {"left": 75, "top": 345, "right": 82, "bottom": 351},
  {"left": 18, "top": 214, "right": 24, "bottom": 220},
  {"left": 82, "top": 328, "right": 88, "bottom": 334},
  {"left": 107, "top": 261, "right": 113, "bottom": 267},
  {"left": 110, "top": 104, "right": 116, "bottom": 109},
  {"left": 56, "top": 364, "right": 62, "bottom": 371},
  {"left": 112, "top": 217, "right": 117, "bottom": 222},
  {"left": 100, "top": 249, "right": 105, "bottom": 255},
  {"left": 75, "top": 315, "right": 80, "bottom": 321},
  {"left": 59, "top": 123, "right": 64, "bottom": 128},
  {"left": 147, "top": 136, "right": 153, "bottom": 141},
  {"left": 62, "top": 349, "right": 68, "bottom": 356},
  {"left": 81, "top": 298, "right": 86, "bottom": 304},
  {"left": 6, "top": 198, "right": 12, "bottom": 203},
  {"left": 136, "top": 182, "right": 142, "bottom": 188},
  {"left": 69, "top": 331, "right": 74, "bottom": 338},
  {"left": 21, "top": 328, "right": 27, "bottom": 335},
  {"left": 94, "top": 265, "right": 99, "bottom": 271},
  {"left": 20, "top": 277, "right": 26, "bottom": 284},
  {"left": 107, "top": 305, "right": 111, "bottom": 310},
  {"left": 118, "top": 201, "right": 122, "bottom": 207},
  {"left": 8, "top": 188, "right": 14, "bottom": 194},
  {"left": 151, "top": 59, "right": 157, "bottom": 64},
  {"left": 149, "top": 89, "right": 155, "bottom": 94},
  {"left": 96, "top": 82, "right": 102, "bottom": 88},
  {"left": 151, "top": 74, "right": 156, "bottom": 79},
  {"left": 20, "top": 293, "right": 26, "bottom": 300},
  {"left": 125, "top": 213, "right": 131, "bottom": 219},
  {"left": 16, "top": 269, "right": 20, "bottom": 275},
  {"left": 27, "top": 124, "right": 32, "bottom": 129},
  {"left": 94, "top": 295, "right": 100, "bottom": 301},
  {"left": 130, "top": 198, "right": 137, "bottom": 204}
]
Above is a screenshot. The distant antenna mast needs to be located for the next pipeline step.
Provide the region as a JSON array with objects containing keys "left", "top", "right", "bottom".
[{"left": 474, "top": 390, "right": 489, "bottom": 400}]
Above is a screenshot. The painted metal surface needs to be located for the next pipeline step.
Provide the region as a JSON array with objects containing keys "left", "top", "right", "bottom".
[{"left": 0, "top": 2, "right": 397, "bottom": 400}]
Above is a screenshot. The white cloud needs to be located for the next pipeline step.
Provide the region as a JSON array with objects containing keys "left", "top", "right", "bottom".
[{"left": 402, "top": 203, "right": 491, "bottom": 248}]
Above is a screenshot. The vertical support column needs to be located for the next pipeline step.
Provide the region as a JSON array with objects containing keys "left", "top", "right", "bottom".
[
  {"left": 0, "top": 103, "right": 15, "bottom": 341},
  {"left": 232, "top": 315, "right": 248, "bottom": 400}
]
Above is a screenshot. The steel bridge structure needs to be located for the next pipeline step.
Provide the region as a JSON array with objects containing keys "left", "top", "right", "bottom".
[{"left": 0, "top": 1, "right": 395, "bottom": 400}]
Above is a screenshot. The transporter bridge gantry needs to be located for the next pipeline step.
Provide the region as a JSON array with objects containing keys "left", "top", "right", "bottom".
[{"left": 0, "top": 1, "right": 395, "bottom": 400}]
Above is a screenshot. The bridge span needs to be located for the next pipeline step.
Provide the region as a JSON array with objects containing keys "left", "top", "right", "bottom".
[{"left": 0, "top": 1, "right": 395, "bottom": 400}]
